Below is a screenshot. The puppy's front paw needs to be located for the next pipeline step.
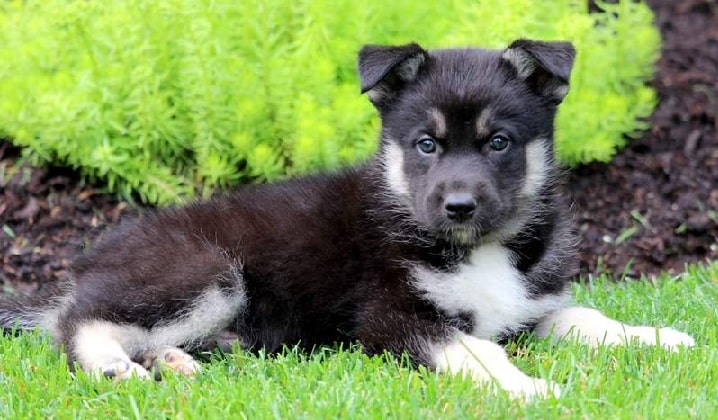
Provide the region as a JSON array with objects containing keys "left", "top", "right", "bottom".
[
  {"left": 655, "top": 327, "right": 695, "bottom": 351},
  {"left": 499, "top": 375, "right": 561, "bottom": 400},
  {"left": 626, "top": 325, "right": 695, "bottom": 351},
  {"left": 434, "top": 335, "right": 561, "bottom": 400}
]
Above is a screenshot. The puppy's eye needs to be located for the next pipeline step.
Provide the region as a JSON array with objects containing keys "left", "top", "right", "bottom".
[
  {"left": 488, "top": 135, "right": 510, "bottom": 151},
  {"left": 417, "top": 137, "right": 437, "bottom": 154}
]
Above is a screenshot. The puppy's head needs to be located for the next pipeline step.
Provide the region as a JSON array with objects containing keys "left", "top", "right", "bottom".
[{"left": 358, "top": 40, "right": 575, "bottom": 245}]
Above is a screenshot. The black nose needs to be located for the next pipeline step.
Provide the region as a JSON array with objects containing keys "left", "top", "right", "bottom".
[{"left": 444, "top": 193, "right": 476, "bottom": 221}]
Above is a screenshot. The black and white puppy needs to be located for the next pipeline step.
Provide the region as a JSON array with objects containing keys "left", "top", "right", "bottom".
[{"left": 0, "top": 40, "right": 694, "bottom": 398}]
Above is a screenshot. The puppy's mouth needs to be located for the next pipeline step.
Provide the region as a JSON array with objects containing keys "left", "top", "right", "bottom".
[
  {"left": 430, "top": 211, "right": 511, "bottom": 246},
  {"left": 434, "top": 222, "right": 483, "bottom": 246}
]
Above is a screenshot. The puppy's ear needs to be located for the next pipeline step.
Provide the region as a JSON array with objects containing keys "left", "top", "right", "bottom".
[
  {"left": 502, "top": 40, "right": 576, "bottom": 104},
  {"left": 358, "top": 43, "right": 428, "bottom": 105}
]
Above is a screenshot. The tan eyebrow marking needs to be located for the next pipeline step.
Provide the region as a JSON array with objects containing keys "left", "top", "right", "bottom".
[
  {"left": 475, "top": 108, "right": 493, "bottom": 138},
  {"left": 428, "top": 108, "right": 447, "bottom": 138}
]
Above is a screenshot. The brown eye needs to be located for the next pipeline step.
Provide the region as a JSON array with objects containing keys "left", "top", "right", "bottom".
[{"left": 489, "top": 135, "right": 510, "bottom": 151}]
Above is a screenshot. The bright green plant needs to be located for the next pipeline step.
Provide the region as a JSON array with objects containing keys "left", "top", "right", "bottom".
[{"left": 0, "top": 0, "right": 659, "bottom": 204}]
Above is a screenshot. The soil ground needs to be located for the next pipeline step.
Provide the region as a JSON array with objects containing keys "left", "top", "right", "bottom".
[
  {"left": 568, "top": 0, "right": 718, "bottom": 277},
  {"left": 1, "top": 0, "right": 716, "bottom": 293}
]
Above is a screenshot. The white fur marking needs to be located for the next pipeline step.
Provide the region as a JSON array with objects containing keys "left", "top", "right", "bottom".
[
  {"left": 150, "top": 285, "right": 246, "bottom": 349},
  {"left": 72, "top": 278, "right": 246, "bottom": 379},
  {"left": 73, "top": 320, "right": 150, "bottom": 378},
  {"left": 99, "top": 360, "right": 150, "bottom": 380},
  {"left": 483, "top": 137, "right": 551, "bottom": 243},
  {"left": 382, "top": 139, "right": 411, "bottom": 199},
  {"left": 535, "top": 306, "right": 696, "bottom": 351},
  {"left": 433, "top": 333, "right": 559, "bottom": 398},
  {"left": 521, "top": 139, "right": 549, "bottom": 198},
  {"left": 413, "top": 243, "right": 568, "bottom": 339}
]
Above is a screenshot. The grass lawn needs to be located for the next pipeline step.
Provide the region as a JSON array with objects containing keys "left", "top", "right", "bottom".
[{"left": 1, "top": 262, "right": 716, "bottom": 419}]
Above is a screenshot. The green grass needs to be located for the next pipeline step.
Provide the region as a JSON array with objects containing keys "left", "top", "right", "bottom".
[{"left": 1, "top": 263, "right": 716, "bottom": 418}]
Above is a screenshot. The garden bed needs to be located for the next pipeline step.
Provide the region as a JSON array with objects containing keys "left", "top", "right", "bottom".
[{"left": 568, "top": 0, "right": 717, "bottom": 276}]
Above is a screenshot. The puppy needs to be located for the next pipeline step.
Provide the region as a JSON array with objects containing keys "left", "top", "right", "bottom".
[{"left": 0, "top": 40, "right": 695, "bottom": 398}]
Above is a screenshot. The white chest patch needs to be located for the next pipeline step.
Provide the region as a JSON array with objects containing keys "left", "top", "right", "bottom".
[{"left": 412, "top": 243, "right": 568, "bottom": 339}]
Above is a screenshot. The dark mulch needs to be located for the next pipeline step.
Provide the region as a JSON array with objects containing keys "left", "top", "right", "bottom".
[
  {"left": 1, "top": 0, "right": 716, "bottom": 292},
  {"left": 569, "top": 0, "right": 718, "bottom": 277},
  {"left": 0, "top": 143, "right": 134, "bottom": 293}
]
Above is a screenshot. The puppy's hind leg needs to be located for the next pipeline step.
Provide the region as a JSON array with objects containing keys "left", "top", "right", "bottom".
[
  {"left": 72, "top": 321, "right": 151, "bottom": 380},
  {"left": 68, "top": 247, "right": 247, "bottom": 380},
  {"left": 139, "top": 282, "right": 249, "bottom": 379},
  {"left": 73, "top": 323, "right": 203, "bottom": 380}
]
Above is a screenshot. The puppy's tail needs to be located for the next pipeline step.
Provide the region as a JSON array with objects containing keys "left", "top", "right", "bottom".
[{"left": 0, "top": 282, "right": 66, "bottom": 332}]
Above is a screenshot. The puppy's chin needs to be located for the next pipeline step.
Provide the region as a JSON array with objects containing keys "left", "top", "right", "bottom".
[
  {"left": 415, "top": 209, "right": 503, "bottom": 247},
  {"left": 442, "top": 226, "right": 480, "bottom": 246},
  {"left": 430, "top": 217, "right": 511, "bottom": 247},
  {"left": 425, "top": 221, "right": 482, "bottom": 246}
]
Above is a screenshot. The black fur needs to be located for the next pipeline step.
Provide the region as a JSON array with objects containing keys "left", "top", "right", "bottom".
[{"left": 1, "top": 40, "right": 578, "bottom": 371}]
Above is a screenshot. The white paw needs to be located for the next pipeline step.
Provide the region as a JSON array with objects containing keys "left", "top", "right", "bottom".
[
  {"left": 655, "top": 327, "right": 696, "bottom": 351},
  {"left": 624, "top": 325, "right": 695, "bottom": 351},
  {"left": 499, "top": 375, "right": 561, "bottom": 400},
  {"left": 433, "top": 334, "right": 561, "bottom": 400},
  {"left": 100, "top": 360, "right": 151, "bottom": 381}
]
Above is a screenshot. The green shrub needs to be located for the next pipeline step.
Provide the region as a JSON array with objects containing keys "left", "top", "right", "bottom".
[{"left": 0, "top": 0, "right": 659, "bottom": 204}]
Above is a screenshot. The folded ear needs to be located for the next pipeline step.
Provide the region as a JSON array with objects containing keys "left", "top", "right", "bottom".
[
  {"left": 502, "top": 40, "right": 576, "bottom": 104},
  {"left": 357, "top": 43, "right": 428, "bottom": 105}
]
